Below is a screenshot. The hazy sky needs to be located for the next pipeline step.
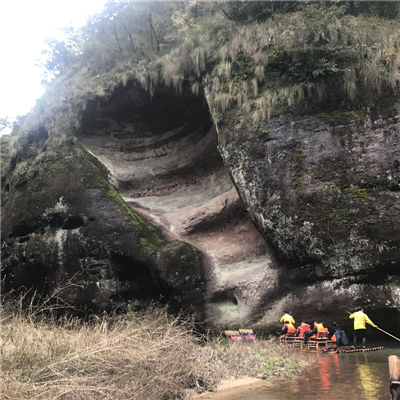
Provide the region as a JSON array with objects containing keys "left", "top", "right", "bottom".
[{"left": 0, "top": 0, "right": 107, "bottom": 131}]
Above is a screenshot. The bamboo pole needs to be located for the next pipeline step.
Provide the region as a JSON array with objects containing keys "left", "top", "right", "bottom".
[{"left": 377, "top": 327, "right": 400, "bottom": 342}]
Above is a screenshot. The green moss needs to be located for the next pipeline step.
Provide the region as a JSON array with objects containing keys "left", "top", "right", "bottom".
[
  {"left": 76, "top": 143, "right": 140, "bottom": 226},
  {"left": 0, "top": 136, "right": 12, "bottom": 171},
  {"left": 292, "top": 176, "right": 303, "bottom": 193},
  {"left": 293, "top": 153, "right": 303, "bottom": 170},
  {"left": 317, "top": 109, "right": 365, "bottom": 124},
  {"left": 140, "top": 237, "right": 157, "bottom": 250},
  {"left": 106, "top": 184, "right": 139, "bottom": 225},
  {"left": 326, "top": 208, "right": 351, "bottom": 225},
  {"left": 343, "top": 187, "right": 371, "bottom": 201},
  {"left": 77, "top": 141, "right": 164, "bottom": 249},
  {"left": 332, "top": 177, "right": 346, "bottom": 189},
  {"left": 105, "top": 178, "right": 164, "bottom": 248},
  {"left": 364, "top": 218, "right": 375, "bottom": 224},
  {"left": 239, "top": 118, "right": 249, "bottom": 129},
  {"left": 291, "top": 151, "right": 304, "bottom": 194},
  {"left": 384, "top": 212, "right": 400, "bottom": 235}
]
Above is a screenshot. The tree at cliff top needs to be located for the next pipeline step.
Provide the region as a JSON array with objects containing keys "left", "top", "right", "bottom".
[{"left": 36, "top": 1, "right": 399, "bottom": 126}]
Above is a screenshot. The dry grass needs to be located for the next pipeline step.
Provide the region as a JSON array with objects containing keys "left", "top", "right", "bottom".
[
  {"left": 159, "top": 5, "right": 400, "bottom": 124},
  {"left": 1, "top": 296, "right": 306, "bottom": 400}
]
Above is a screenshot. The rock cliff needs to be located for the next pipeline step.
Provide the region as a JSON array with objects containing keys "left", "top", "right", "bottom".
[
  {"left": 1, "top": 2, "right": 399, "bottom": 331},
  {"left": 213, "top": 98, "right": 400, "bottom": 330},
  {"left": 1, "top": 116, "right": 205, "bottom": 316}
]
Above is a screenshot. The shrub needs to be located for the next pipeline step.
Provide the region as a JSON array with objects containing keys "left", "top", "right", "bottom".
[{"left": 1, "top": 293, "right": 308, "bottom": 400}]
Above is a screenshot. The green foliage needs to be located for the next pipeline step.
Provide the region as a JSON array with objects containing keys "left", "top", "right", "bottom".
[
  {"left": 42, "top": 38, "right": 76, "bottom": 77},
  {"left": 317, "top": 109, "right": 365, "bottom": 123},
  {"left": 345, "top": 1, "right": 400, "bottom": 19},
  {"left": 37, "top": 1, "right": 400, "bottom": 128},
  {"left": 343, "top": 187, "right": 371, "bottom": 201},
  {"left": 326, "top": 208, "right": 352, "bottom": 225},
  {"left": 255, "top": 349, "right": 299, "bottom": 377},
  {"left": 0, "top": 117, "right": 11, "bottom": 132}
]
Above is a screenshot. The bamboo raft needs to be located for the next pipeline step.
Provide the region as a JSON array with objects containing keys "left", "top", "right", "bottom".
[
  {"left": 279, "top": 335, "right": 335, "bottom": 350},
  {"left": 335, "top": 346, "right": 384, "bottom": 353},
  {"left": 279, "top": 336, "right": 384, "bottom": 353}
]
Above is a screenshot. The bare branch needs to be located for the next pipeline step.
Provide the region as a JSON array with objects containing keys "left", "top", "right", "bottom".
[{"left": 113, "top": 17, "right": 124, "bottom": 57}]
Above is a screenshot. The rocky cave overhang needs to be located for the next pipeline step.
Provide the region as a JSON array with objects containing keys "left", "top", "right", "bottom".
[{"left": 76, "top": 80, "right": 285, "bottom": 328}]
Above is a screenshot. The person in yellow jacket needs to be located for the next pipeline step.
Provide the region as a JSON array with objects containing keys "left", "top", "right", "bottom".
[
  {"left": 280, "top": 311, "right": 295, "bottom": 325},
  {"left": 349, "top": 308, "right": 378, "bottom": 348}
]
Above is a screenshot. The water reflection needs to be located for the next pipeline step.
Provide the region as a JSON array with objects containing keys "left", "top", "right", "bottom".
[
  {"left": 319, "top": 355, "right": 333, "bottom": 390},
  {"left": 202, "top": 347, "right": 395, "bottom": 400},
  {"left": 356, "top": 354, "right": 382, "bottom": 400}
]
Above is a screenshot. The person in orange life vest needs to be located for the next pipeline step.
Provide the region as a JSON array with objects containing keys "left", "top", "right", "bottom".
[
  {"left": 328, "top": 321, "right": 350, "bottom": 347},
  {"left": 278, "top": 321, "right": 296, "bottom": 337},
  {"left": 295, "top": 322, "right": 311, "bottom": 338},
  {"left": 303, "top": 320, "right": 328, "bottom": 343},
  {"left": 349, "top": 307, "right": 377, "bottom": 348}
]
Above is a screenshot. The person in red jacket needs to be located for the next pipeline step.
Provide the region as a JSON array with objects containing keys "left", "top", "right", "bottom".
[
  {"left": 279, "top": 321, "right": 296, "bottom": 338},
  {"left": 303, "top": 320, "right": 328, "bottom": 344},
  {"left": 295, "top": 322, "right": 311, "bottom": 338}
]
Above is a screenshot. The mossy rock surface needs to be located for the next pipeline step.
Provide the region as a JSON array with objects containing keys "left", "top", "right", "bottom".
[
  {"left": 1, "top": 125, "right": 205, "bottom": 315},
  {"left": 213, "top": 96, "right": 400, "bottom": 278}
]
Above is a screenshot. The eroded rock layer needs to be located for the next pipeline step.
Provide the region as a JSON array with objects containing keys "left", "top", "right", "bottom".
[
  {"left": 78, "top": 82, "right": 280, "bottom": 327},
  {"left": 1, "top": 111, "right": 206, "bottom": 317}
]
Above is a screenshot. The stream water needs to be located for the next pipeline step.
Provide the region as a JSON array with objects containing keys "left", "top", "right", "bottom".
[{"left": 201, "top": 344, "right": 399, "bottom": 400}]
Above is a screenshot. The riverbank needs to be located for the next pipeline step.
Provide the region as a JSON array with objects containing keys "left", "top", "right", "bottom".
[{"left": 1, "top": 298, "right": 309, "bottom": 400}]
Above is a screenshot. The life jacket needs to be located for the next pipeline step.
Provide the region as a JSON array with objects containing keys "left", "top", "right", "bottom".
[
  {"left": 309, "top": 322, "right": 321, "bottom": 339},
  {"left": 280, "top": 322, "right": 296, "bottom": 338},
  {"left": 315, "top": 323, "right": 329, "bottom": 338},
  {"left": 297, "top": 324, "right": 311, "bottom": 338},
  {"left": 331, "top": 334, "right": 337, "bottom": 342}
]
